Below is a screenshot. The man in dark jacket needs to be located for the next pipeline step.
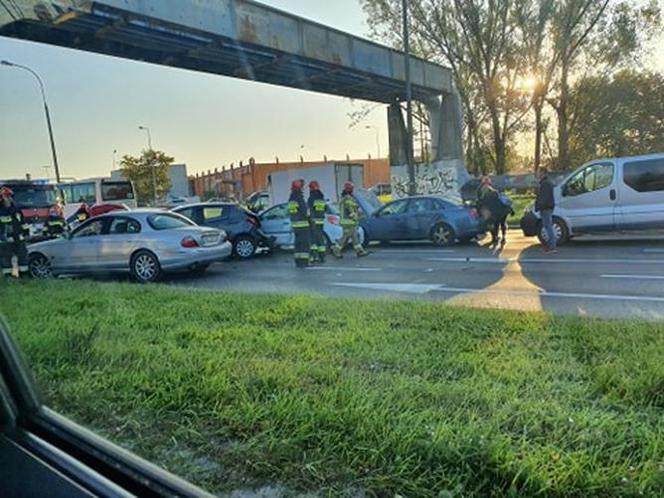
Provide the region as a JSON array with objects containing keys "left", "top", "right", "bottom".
[
  {"left": 535, "top": 167, "right": 557, "bottom": 253},
  {"left": 307, "top": 181, "right": 327, "bottom": 263},
  {"left": 288, "top": 179, "right": 311, "bottom": 268},
  {"left": 0, "top": 187, "right": 29, "bottom": 278}
]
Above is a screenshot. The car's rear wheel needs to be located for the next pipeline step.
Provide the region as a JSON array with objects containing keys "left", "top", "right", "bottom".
[
  {"left": 131, "top": 250, "right": 161, "bottom": 284},
  {"left": 29, "top": 253, "right": 53, "bottom": 279},
  {"left": 431, "top": 223, "right": 456, "bottom": 247},
  {"left": 233, "top": 235, "right": 257, "bottom": 259},
  {"left": 537, "top": 217, "right": 569, "bottom": 246}
]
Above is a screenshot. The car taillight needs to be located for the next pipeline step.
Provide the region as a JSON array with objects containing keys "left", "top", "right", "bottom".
[
  {"left": 181, "top": 236, "right": 199, "bottom": 248},
  {"left": 327, "top": 215, "right": 340, "bottom": 225}
]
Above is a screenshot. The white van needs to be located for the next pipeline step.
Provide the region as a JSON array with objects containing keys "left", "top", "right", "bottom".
[{"left": 521, "top": 153, "right": 664, "bottom": 244}]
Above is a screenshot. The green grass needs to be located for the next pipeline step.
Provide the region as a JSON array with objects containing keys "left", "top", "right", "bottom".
[
  {"left": 506, "top": 192, "right": 536, "bottom": 228},
  {"left": 1, "top": 280, "right": 663, "bottom": 497}
]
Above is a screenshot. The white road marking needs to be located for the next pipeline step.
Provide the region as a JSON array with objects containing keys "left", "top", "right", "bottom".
[
  {"left": 437, "top": 287, "right": 664, "bottom": 304},
  {"left": 427, "top": 257, "right": 664, "bottom": 265},
  {"left": 643, "top": 249, "right": 664, "bottom": 253},
  {"left": 427, "top": 257, "right": 509, "bottom": 264},
  {"left": 376, "top": 249, "right": 456, "bottom": 254},
  {"left": 602, "top": 274, "right": 664, "bottom": 280},
  {"left": 306, "top": 266, "right": 380, "bottom": 272},
  {"left": 331, "top": 282, "right": 664, "bottom": 303},
  {"left": 332, "top": 282, "right": 447, "bottom": 294}
]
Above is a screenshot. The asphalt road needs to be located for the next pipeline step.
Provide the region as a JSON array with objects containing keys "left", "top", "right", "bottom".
[{"left": 168, "top": 230, "right": 664, "bottom": 321}]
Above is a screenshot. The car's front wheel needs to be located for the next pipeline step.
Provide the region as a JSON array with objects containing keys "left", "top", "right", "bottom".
[
  {"left": 431, "top": 223, "right": 456, "bottom": 247},
  {"left": 130, "top": 250, "right": 161, "bottom": 284},
  {"left": 29, "top": 253, "right": 53, "bottom": 279},
  {"left": 233, "top": 235, "right": 257, "bottom": 259},
  {"left": 537, "top": 217, "right": 569, "bottom": 246}
]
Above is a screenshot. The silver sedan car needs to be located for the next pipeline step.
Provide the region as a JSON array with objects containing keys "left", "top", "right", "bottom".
[{"left": 27, "top": 210, "right": 232, "bottom": 283}]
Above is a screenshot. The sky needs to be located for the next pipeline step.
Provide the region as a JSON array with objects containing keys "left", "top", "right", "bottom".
[
  {"left": 0, "top": 0, "right": 384, "bottom": 180},
  {"left": 1, "top": 1, "right": 663, "bottom": 181}
]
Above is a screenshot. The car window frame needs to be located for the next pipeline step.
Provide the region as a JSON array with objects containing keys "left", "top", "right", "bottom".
[
  {"left": 107, "top": 216, "right": 142, "bottom": 236},
  {"left": 378, "top": 199, "right": 409, "bottom": 217},
  {"left": 71, "top": 217, "right": 109, "bottom": 239},
  {"left": 262, "top": 204, "right": 289, "bottom": 220},
  {"left": 408, "top": 198, "right": 435, "bottom": 214},
  {"left": 147, "top": 213, "right": 196, "bottom": 231},
  {"left": 564, "top": 162, "right": 614, "bottom": 197},
  {"left": 623, "top": 157, "right": 664, "bottom": 193}
]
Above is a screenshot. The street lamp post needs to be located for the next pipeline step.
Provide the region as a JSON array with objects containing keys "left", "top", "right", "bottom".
[
  {"left": 365, "top": 125, "right": 382, "bottom": 159},
  {"left": 2, "top": 60, "right": 61, "bottom": 183},
  {"left": 138, "top": 126, "right": 157, "bottom": 204},
  {"left": 401, "top": 0, "right": 416, "bottom": 196}
]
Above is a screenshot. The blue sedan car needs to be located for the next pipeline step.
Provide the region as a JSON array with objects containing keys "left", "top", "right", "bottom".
[{"left": 360, "top": 196, "right": 485, "bottom": 246}]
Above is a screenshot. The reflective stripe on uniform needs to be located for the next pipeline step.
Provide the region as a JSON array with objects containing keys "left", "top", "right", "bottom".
[
  {"left": 288, "top": 201, "right": 300, "bottom": 214},
  {"left": 340, "top": 220, "right": 356, "bottom": 226},
  {"left": 0, "top": 216, "right": 11, "bottom": 224},
  {"left": 292, "top": 222, "right": 310, "bottom": 228},
  {"left": 313, "top": 200, "right": 326, "bottom": 212},
  {"left": 314, "top": 220, "right": 325, "bottom": 226},
  {"left": 294, "top": 252, "right": 310, "bottom": 260}
]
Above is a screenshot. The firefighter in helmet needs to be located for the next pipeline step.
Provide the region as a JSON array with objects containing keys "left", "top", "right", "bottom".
[
  {"left": 332, "top": 182, "right": 368, "bottom": 258},
  {"left": 0, "top": 187, "right": 30, "bottom": 278},
  {"left": 288, "top": 179, "right": 311, "bottom": 268},
  {"left": 307, "top": 181, "right": 327, "bottom": 263},
  {"left": 45, "top": 199, "right": 66, "bottom": 239}
]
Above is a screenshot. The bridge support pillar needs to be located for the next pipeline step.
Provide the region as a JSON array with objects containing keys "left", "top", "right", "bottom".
[{"left": 388, "top": 89, "right": 469, "bottom": 199}]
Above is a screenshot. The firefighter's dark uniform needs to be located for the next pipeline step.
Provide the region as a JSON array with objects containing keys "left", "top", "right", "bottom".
[
  {"left": 308, "top": 189, "right": 327, "bottom": 263},
  {"left": 0, "top": 201, "right": 29, "bottom": 277},
  {"left": 45, "top": 211, "right": 66, "bottom": 239},
  {"left": 289, "top": 188, "right": 311, "bottom": 268}
]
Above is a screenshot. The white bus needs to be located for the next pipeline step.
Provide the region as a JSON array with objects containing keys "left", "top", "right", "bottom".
[{"left": 59, "top": 178, "right": 137, "bottom": 219}]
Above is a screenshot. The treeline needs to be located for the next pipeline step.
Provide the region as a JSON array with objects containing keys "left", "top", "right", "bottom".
[{"left": 360, "top": 0, "right": 663, "bottom": 174}]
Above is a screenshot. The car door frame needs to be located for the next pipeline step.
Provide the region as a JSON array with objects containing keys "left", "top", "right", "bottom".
[
  {"left": 94, "top": 215, "right": 143, "bottom": 272},
  {"left": 365, "top": 198, "right": 411, "bottom": 241},
  {"left": 260, "top": 204, "right": 293, "bottom": 247},
  {"left": 405, "top": 198, "right": 440, "bottom": 239},
  {"left": 557, "top": 161, "right": 618, "bottom": 235},
  {"left": 59, "top": 217, "right": 111, "bottom": 272},
  {"left": 617, "top": 156, "right": 664, "bottom": 232}
]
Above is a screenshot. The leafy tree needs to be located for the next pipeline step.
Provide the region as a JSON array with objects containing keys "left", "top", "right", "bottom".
[
  {"left": 362, "top": 0, "right": 661, "bottom": 175},
  {"left": 362, "top": 0, "right": 534, "bottom": 174},
  {"left": 120, "top": 149, "right": 173, "bottom": 205},
  {"left": 568, "top": 69, "right": 664, "bottom": 166}
]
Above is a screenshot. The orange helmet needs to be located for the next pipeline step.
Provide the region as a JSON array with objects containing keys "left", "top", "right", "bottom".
[
  {"left": 0, "top": 186, "right": 14, "bottom": 198},
  {"left": 309, "top": 180, "right": 320, "bottom": 191},
  {"left": 344, "top": 181, "right": 354, "bottom": 193},
  {"left": 291, "top": 179, "right": 304, "bottom": 191}
]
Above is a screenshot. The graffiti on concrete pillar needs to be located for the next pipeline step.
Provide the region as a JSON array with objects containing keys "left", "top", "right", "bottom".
[{"left": 391, "top": 163, "right": 459, "bottom": 199}]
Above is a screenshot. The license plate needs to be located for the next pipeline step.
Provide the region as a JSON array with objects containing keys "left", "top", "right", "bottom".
[{"left": 201, "top": 233, "right": 218, "bottom": 246}]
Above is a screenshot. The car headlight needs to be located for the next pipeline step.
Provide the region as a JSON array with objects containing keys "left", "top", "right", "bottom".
[{"left": 218, "top": 230, "right": 227, "bottom": 242}]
